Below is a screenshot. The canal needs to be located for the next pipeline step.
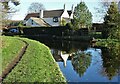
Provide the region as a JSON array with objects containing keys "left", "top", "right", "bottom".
[{"left": 28, "top": 37, "right": 120, "bottom": 83}]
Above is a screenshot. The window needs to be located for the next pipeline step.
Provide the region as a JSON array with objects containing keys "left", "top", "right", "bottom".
[
  {"left": 53, "top": 17, "right": 58, "bottom": 22},
  {"left": 31, "top": 20, "right": 33, "bottom": 25}
]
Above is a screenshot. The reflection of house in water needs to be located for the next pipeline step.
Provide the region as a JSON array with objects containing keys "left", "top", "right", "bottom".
[
  {"left": 51, "top": 49, "right": 72, "bottom": 67},
  {"left": 60, "top": 51, "right": 72, "bottom": 67}
]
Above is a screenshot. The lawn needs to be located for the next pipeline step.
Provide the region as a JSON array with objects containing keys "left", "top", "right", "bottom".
[
  {"left": 2, "top": 36, "right": 66, "bottom": 83},
  {"left": 1, "top": 36, "right": 25, "bottom": 75}
]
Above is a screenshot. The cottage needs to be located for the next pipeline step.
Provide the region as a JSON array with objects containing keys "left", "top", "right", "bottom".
[{"left": 24, "top": 4, "right": 74, "bottom": 27}]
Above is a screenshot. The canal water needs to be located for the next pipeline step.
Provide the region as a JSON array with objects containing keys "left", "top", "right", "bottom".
[{"left": 28, "top": 37, "right": 120, "bottom": 83}]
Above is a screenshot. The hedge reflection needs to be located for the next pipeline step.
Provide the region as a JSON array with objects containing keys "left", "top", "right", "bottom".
[{"left": 71, "top": 51, "right": 91, "bottom": 77}]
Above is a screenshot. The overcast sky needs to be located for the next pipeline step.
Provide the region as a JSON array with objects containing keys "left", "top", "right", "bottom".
[{"left": 9, "top": 0, "right": 113, "bottom": 23}]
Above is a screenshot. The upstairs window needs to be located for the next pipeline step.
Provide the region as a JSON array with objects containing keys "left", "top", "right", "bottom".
[{"left": 53, "top": 17, "right": 58, "bottom": 22}]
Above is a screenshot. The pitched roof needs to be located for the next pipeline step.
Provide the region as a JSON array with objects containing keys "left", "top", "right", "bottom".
[
  {"left": 30, "top": 17, "right": 51, "bottom": 27},
  {"left": 43, "top": 9, "right": 64, "bottom": 18},
  {"left": 24, "top": 13, "right": 39, "bottom": 20},
  {"left": 24, "top": 9, "right": 65, "bottom": 20}
]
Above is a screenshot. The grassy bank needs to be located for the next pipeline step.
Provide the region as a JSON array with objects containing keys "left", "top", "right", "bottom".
[
  {"left": 2, "top": 36, "right": 66, "bottom": 83},
  {"left": 1, "top": 36, "right": 25, "bottom": 75}
]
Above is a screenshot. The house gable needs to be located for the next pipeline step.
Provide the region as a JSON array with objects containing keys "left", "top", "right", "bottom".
[
  {"left": 61, "top": 9, "right": 70, "bottom": 19},
  {"left": 24, "top": 13, "right": 39, "bottom": 21},
  {"left": 26, "top": 17, "right": 50, "bottom": 27}
]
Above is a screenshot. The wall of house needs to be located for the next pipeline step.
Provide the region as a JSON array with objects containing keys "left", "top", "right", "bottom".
[
  {"left": 43, "top": 18, "right": 61, "bottom": 26},
  {"left": 26, "top": 18, "right": 40, "bottom": 27},
  {"left": 69, "top": 13, "right": 73, "bottom": 19},
  {"left": 61, "top": 10, "right": 70, "bottom": 19}
]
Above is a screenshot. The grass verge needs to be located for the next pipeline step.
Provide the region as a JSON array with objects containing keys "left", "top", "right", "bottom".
[
  {"left": 1, "top": 36, "right": 25, "bottom": 75},
  {"left": 2, "top": 36, "right": 66, "bottom": 83}
]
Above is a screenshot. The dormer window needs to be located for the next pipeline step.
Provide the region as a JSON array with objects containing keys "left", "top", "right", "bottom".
[{"left": 53, "top": 17, "right": 58, "bottom": 22}]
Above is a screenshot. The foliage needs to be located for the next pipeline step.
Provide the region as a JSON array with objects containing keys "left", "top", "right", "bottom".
[
  {"left": 72, "top": 51, "right": 91, "bottom": 77},
  {"left": 66, "top": 23, "right": 73, "bottom": 30},
  {"left": 0, "top": 0, "right": 20, "bottom": 29},
  {"left": 1, "top": 0, "right": 19, "bottom": 10},
  {"left": 73, "top": 1, "right": 92, "bottom": 30},
  {"left": 1, "top": 36, "right": 25, "bottom": 75},
  {"left": 60, "top": 19, "right": 67, "bottom": 26},
  {"left": 103, "top": 2, "right": 119, "bottom": 38},
  {"left": 96, "top": 39, "right": 120, "bottom": 80},
  {"left": 3, "top": 36, "right": 66, "bottom": 83},
  {"left": 23, "top": 26, "right": 68, "bottom": 36},
  {"left": 28, "top": 2, "right": 45, "bottom": 13},
  {"left": 109, "top": 12, "right": 120, "bottom": 40}
]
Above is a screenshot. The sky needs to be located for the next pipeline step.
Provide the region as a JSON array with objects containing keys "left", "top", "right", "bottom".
[{"left": 9, "top": 0, "right": 108, "bottom": 23}]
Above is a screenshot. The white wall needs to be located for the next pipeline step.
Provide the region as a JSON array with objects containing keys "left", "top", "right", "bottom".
[
  {"left": 26, "top": 18, "right": 40, "bottom": 27},
  {"left": 70, "top": 13, "right": 74, "bottom": 19},
  {"left": 61, "top": 10, "right": 70, "bottom": 18},
  {"left": 43, "top": 18, "right": 61, "bottom": 26}
]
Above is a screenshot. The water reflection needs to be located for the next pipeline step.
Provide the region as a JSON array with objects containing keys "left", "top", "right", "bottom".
[
  {"left": 51, "top": 49, "right": 72, "bottom": 67},
  {"left": 26, "top": 37, "right": 120, "bottom": 82},
  {"left": 71, "top": 51, "right": 91, "bottom": 77},
  {"left": 101, "top": 45, "right": 120, "bottom": 80},
  {"left": 50, "top": 40, "right": 119, "bottom": 82}
]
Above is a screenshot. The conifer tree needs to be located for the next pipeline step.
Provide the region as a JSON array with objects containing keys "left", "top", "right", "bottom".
[
  {"left": 73, "top": 2, "right": 92, "bottom": 30},
  {"left": 103, "top": 2, "right": 119, "bottom": 38}
]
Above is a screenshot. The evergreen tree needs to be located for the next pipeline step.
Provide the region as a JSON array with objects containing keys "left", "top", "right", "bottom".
[
  {"left": 110, "top": 13, "right": 120, "bottom": 40},
  {"left": 73, "top": 2, "right": 92, "bottom": 30},
  {"left": 103, "top": 2, "right": 119, "bottom": 38}
]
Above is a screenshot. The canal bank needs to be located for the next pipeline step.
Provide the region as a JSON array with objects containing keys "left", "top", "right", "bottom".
[{"left": 1, "top": 36, "right": 66, "bottom": 83}]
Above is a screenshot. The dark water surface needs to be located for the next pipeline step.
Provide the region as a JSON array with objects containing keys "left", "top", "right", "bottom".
[{"left": 30, "top": 37, "right": 120, "bottom": 83}]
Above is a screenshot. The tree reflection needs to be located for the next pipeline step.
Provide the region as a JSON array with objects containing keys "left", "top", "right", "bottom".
[
  {"left": 71, "top": 51, "right": 91, "bottom": 77},
  {"left": 101, "top": 43, "right": 120, "bottom": 80}
]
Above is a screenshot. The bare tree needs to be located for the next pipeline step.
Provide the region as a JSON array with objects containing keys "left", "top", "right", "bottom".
[
  {"left": 0, "top": 0, "right": 20, "bottom": 30},
  {"left": 28, "top": 2, "right": 45, "bottom": 13},
  {"left": 94, "top": 0, "right": 119, "bottom": 22}
]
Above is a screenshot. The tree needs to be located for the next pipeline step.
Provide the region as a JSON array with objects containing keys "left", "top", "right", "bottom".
[
  {"left": 1, "top": 0, "right": 19, "bottom": 13},
  {"left": 0, "top": 0, "right": 19, "bottom": 30},
  {"left": 73, "top": 1, "right": 92, "bottom": 30},
  {"left": 60, "top": 19, "right": 67, "bottom": 26},
  {"left": 28, "top": 2, "right": 45, "bottom": 13},
  {"left": 101, "top": 43, "right": 120, "bottom": 80},
  {"left": 103, "top": 2, "right": 119, "bottom": 38},
  {"left": 72, "top": 52, "right": 91, "bottom": 77},
  {"left": 109, "top": 13, "right": 120, "bottom": 39},
  {"left": 94, "top": 0, "right": 118, "bottom": 25}
]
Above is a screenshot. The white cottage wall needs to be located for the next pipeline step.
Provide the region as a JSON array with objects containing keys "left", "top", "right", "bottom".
[
  {"left": 43, "top": 18, "right": 61, "bottom": 26},
  {"left": 26, "top": 18, "right": 40, "bottom": 27}
]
